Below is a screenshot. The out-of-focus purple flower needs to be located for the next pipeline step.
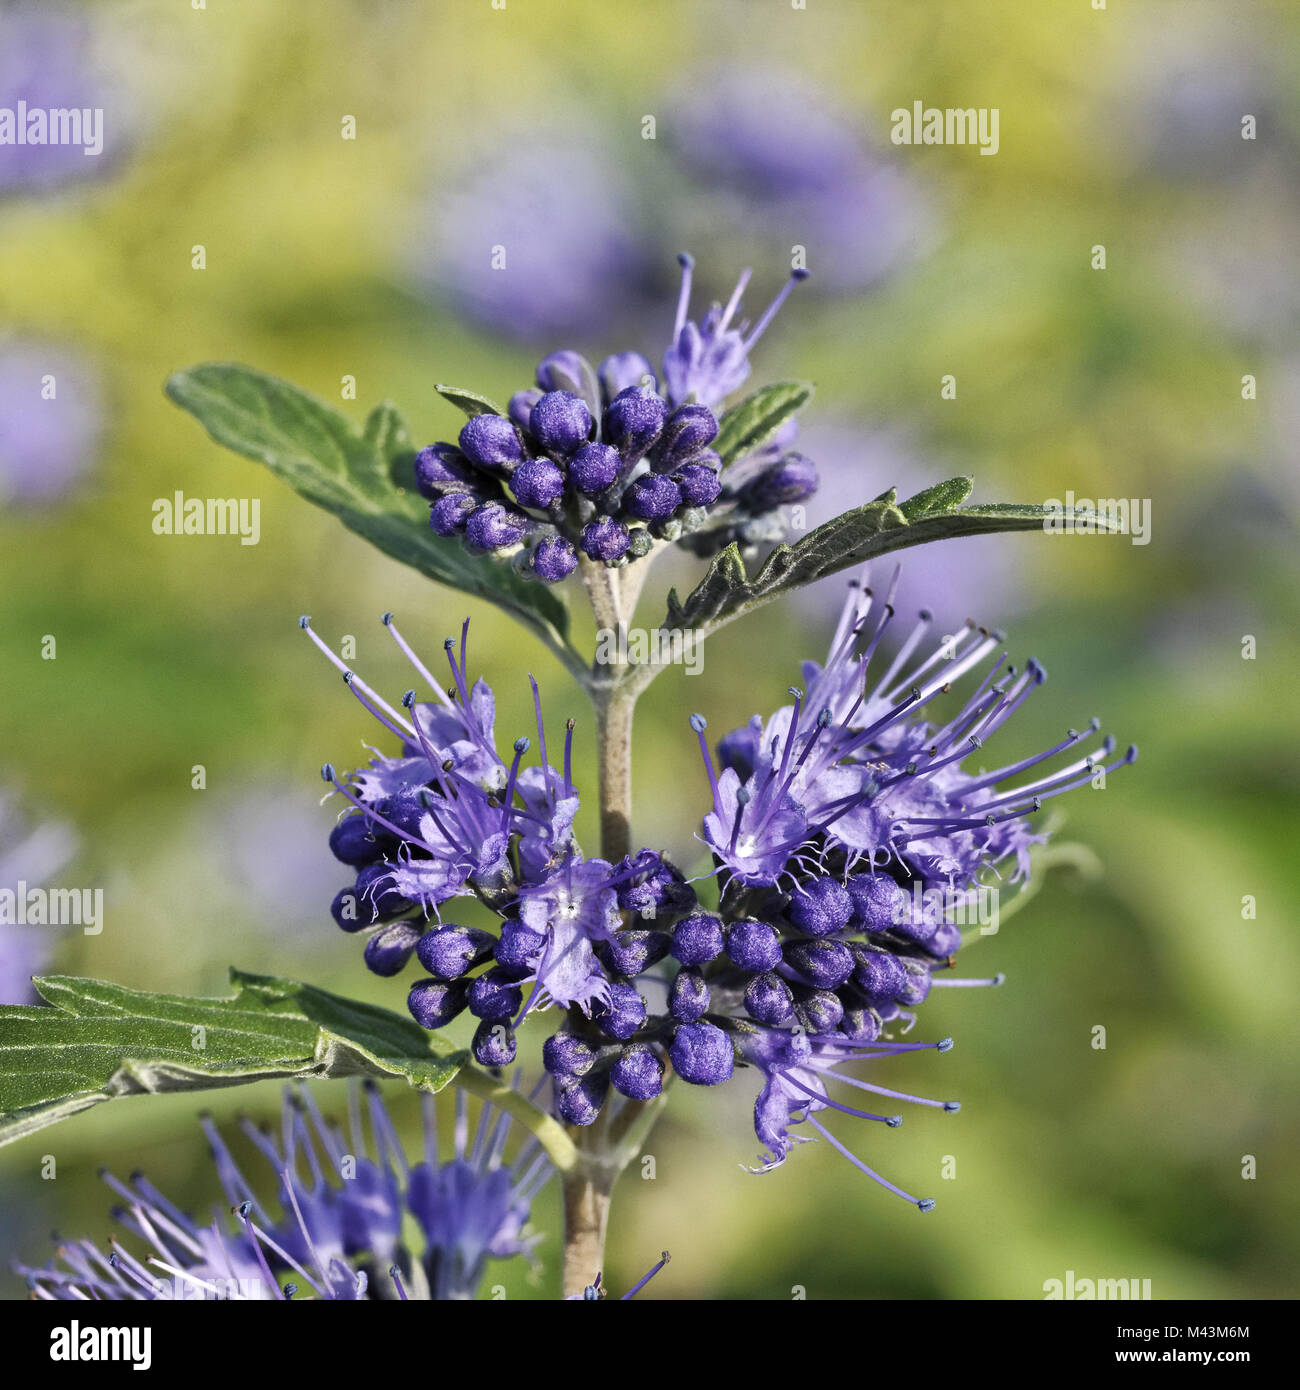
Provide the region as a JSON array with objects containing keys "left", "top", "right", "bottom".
[
  {"left": 1106, "top": 26, "right": 1291, "bottom": 181},
  {"left": 1105, "top": 24, "right": 1300, "bottom": 341},
  {"left": 0, "top": 4, "right": 119, "bottom": 195},
  {"left": 0, "top": 339, "right": 105, "bottom": 506},
  {"left": 665, "top": 64, "right": 932, "bottom": 293},
  {"left": 18, "top": 1082, "right": 551, "bottom": 1301},
  {"left": 407, "top": 128, "right": 660, "bottom": 342},
  {"left": 0, "top": 790, "right": 76, "bottom": 1003}
]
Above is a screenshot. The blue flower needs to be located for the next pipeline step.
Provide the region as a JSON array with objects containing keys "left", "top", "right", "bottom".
[
  {"left": 697, "top": 571, "right": 1136, "bottom": 891},
  {"left": 516, "top": 854, "right": 621, "bottom": 1015},
  {"left": 305, "top": 613, "right": 573, "bottom": 929},
  {"left": 740, "top": 1025, "right": 957, "bottom": 1210},
  {"left": 305, "top": 612, "right": 698, "bottom": 1064},
  {"left": 650, "top": 571, "right": 1135, "bottom": 1202},
  {"left": 407, "top": 254, "right": 816, "bottom": 582},
  {"left": 662, "top": 253, "right": 808, "bottom": 410},
  {"left": 403, "top": 123, "right": 658, "bottom": 342},
  {"left": 17, "top": 1083, "right": 550, "bottom": 1301}
]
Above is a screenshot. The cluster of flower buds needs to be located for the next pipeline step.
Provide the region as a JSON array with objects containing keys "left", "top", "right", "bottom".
[
  {"left": 535, "top": 866, "right": 958, "bottom": 1136},
  {"left": 411, "top": 847, "right": 707, "bottom": 1091},
  {"left": 411, "top": 256, "right": 819, "bottom": 582}
]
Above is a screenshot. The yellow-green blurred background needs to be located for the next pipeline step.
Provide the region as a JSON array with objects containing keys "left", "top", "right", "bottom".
[{"left": 2, "top": 0, "right": 1297, "bottom": 1299}]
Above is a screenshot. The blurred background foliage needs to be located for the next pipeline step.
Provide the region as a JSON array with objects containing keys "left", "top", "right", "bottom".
[{"left": 1, "top": 0, "right": 1297, "bottom": 1300}]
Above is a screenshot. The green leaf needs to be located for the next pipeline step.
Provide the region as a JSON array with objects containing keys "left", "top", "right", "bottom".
[
  {"left": 663, "top": 497, "right": 1105, "bottom": 635},
  {"left": 712, "top": 381, "right": 814, "bottom": 466},
  {"left": 898, "top": 474, "right": 974, "bottom": 519},
  {"left": 166, "top": 365, "right": 582, "bottom": 675},
  {"left": 364, "top": 401, "right": 417, "bottom": 488},
  {"left": 0, "top": 969, "right": 465, "bottom": 1149},
  {"left": 434, "top": 383, "right": 506, "bottom": 418}
]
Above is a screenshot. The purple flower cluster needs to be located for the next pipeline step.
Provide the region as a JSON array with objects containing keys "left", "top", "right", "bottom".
[
  {"left": 666, "top": 63, "right": 930, "bottom": 295},
  {"left": 305, "top": 613, "right": 707, "bottom": 1080},
  {"left": 413, "top": 256, "right": 817, "bottom": 582},
  {"left": 657, "top": 571, "right": 1136, "bottom": 1203},
  {"left": 20, "top": 1083, "right": 549, "bottom": 1301},
  {"left": 306, "top": 573, "right": 1133, "bottom": 1211}
]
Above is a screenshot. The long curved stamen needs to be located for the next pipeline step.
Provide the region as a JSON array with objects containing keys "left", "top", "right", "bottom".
[
  {"left": 690, "top": 714, "right": 721, "bottom": 807},
  {"left": 874, "top": 610, "right": 949, "bottom": 699},
  {"left": 772, "top": 687, "right": 804, "bottom": 791},
  {"left": 673, "top": 252, "right": 694, "bottom": 339},
  {"left": 399, "top": 692, "right": 480, "bottom": 836},
  {"left": 621, "top": 1250, "right": 671, "bottom": 1300},
  {"left": 382, "top": 613, "right": 455, "bottom": 709},
  {"left": 528, "top": 676, "right": 552, "bottom": 802},
  {"left": 892, "top": 800, "right": 1041, "bottom": 844},
  {"left": 501, "top": 737, "right": 530, "bottom": 832},
  {"left": 960, "top": 719, "right": 1100, "bottom": 792},
  {"left": 925, "top": 647, "right": 1016, "bottom": 752},
  {"left": 786, "top": 1075, "right": 902, "bottom": 1124},
  {"left": 443, "top": 629, "right": 475, "bottom": 724},
  {"left": 742, "top": 267, "right": 809, "bottom": 350},
  {"left": 833, "top": 686, "right": 927, "bottom": 762},
  {"left": 973, "top": 736, "right": 1117, "bottom": 808},
  {"left": 806, "top": 1114, "right": 933, "bottom": 1209},
  {"left": 972, "top": 661, "right": 1048, "bottom": 741},
  {"left": 236, "top": 1202, "right": 285, "bottom": 1301},
  {"left": 300, "top": 618, "right": 414, "bottom": 736},
  {"left": 828, "top": 1071, "right": 960, "bottom": 1112},
  {"left": 343, "top": 672, "right": 410, "bottom": 744}
]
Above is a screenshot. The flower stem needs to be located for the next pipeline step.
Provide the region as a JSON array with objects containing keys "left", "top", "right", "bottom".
[
  {"left": 561, "top": 557, "right": 663, "bottom": 1293},
  {"left": 593, "top": 684, "right": 636, "bottom": 863},
  {"left": 578, "top": 555, "right": 641, "bottom": 864},
  {"left": 559, "top": 1092, "right": 667, "bottom": 1297},
  {"left": 561, "top": 1162, "right": 615, "bottom": 1297}
]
